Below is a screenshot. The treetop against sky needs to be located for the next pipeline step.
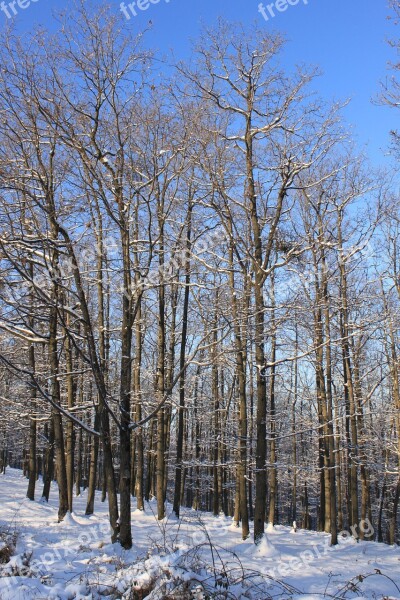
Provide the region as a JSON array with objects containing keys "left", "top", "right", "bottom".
[{"left": 0, "top": 0, "right": 396, "bottom": 171}]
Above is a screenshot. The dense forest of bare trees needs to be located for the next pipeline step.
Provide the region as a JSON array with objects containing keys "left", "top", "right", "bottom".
[{"left": 0, "top": 2, "right": 399, "bottom": 552}]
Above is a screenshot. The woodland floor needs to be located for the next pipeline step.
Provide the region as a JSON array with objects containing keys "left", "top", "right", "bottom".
[{"left": 0, "top": 469, "right": 399, "bottom": 599}]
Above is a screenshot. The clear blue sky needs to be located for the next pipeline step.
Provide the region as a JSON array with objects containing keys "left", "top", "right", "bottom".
[{"left": 3, "top": 0, "right": 397, "bottom": 169}]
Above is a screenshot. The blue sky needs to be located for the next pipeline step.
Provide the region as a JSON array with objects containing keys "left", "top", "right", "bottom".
[{"left": 3, "top": 0, "right": 397, "bottom": 169}]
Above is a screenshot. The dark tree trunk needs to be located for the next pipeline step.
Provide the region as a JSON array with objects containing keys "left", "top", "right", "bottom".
[
  {"left": 41, "top": 420, "right": 54, "bottom": 502},
  {"left": 86, "top": 409, "right": 100, "bottom": 515},
  {"left": 173, "top": 203, "right": 192, "bottom": 518},
  {"left": 26, "top": 339, "right": 37, "bottom": 501}
]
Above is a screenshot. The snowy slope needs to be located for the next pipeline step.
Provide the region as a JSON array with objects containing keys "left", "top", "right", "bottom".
[{"left": 0, "top": 469, "right": 399, "bottom": 599}]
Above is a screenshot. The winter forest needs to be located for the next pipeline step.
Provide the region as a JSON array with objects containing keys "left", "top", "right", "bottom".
[{"left": 1, "top": 1, "right": 400, "bottom": 598}]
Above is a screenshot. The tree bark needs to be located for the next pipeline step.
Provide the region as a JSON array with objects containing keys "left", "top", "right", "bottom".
[{"left": 173, "top": 202, "right": 192, "bottom": 517}]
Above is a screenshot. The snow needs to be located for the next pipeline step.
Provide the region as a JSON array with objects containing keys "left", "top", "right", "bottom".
[
  {"left": 248, "top": 533, "right": 280, "bottom": 559},
  {"left": 0, "top": 469, "right": 399, "bottom": 599}
]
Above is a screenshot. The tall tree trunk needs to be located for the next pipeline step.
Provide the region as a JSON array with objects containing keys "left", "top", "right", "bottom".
[
  {"left": 268, "top": 272, "right": 277, "bottom": 527},
  {"left": 66, "top": 230, "right": 120, "bottom": 542},
  {"left": 152, "top": 187, "right": 168, "bottom": 520},
  {"left": 173, "top": 202, "right": 192, "bottom": 517},
  {"left": 41, "top": 420, "right": 54, "bottom": 502},
  {"left": 65, "top": 312, "right": 76, "bottom": 513},
  {"left": 227, "top": 219, "right": 249, "bottom": 538},
  {"left": 49, "top": 291, "right": 69, "bottom": 522},
  {"left": 338, "top": 214, "right": 359, "bottom": 533},
  {"left": 76, "top": 425, "right": 83, "bottom": 497},
  {"left": 291, "top": 324, "right": 299, "bottom": 525},
  {"left": 119, "top": 231, "right": 133, "bottom": 548},
  {"left": 26, "top": 318, "right": 37, "bottom": 501},
  {"left": 192, "top": 362, "right": 202, "bottom": 511},
  {"left": 212, "top": 306, "right": 220, "bottom": 518},
  {"left": 133, "top": 294, "right": 144, "bottom": 511},
  {"left": 164, "top": 284, "right": 178, "bottom": 502},
  {"left": 85, "top": 408, "right": 100, "bottom": 515},
  {"left": 321, "top": 242, "right": 338, "bottom": 545}
]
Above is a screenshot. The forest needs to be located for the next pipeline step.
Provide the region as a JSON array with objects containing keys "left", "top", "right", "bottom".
[{"left": 0, "top": 0, "right": 399, "bottom": 573}]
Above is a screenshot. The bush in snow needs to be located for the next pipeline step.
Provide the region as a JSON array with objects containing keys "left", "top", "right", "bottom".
[
  {"left": 110, "top": 540, "right": 299, "bottom": 599},
  {"left": 0, "top": 527, "right": 17, "bottom": 565}
]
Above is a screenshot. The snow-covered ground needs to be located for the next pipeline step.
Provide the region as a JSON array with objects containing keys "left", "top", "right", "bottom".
[{"left": 0, "top": 469, "right": 399, "bottom": 599}]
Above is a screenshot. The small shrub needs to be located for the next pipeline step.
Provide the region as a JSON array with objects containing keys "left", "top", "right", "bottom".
[{"left": 0, "top": 528, "right": 17, "bottom": 565}]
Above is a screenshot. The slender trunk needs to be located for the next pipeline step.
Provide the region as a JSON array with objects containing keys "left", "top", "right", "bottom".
[
  {"left": 49, "top": 294, "right": 69, "bottom": 522},
  {"left": 253, "top": 273, "right": 267, "bottom": 543},
  {"left": 321, "top": 242, "right": 337, "bottom": 545},
  {"left": 291, "top": 325, "right": 298, "bottom": 525},
  {"left": 173, "top": 203, "right": 192, "bottom": 517},
  {"left": 227, "top": 222, "right": 249, "bottom": 537},
  {"left": 192, "top": 363, "right": 201, "bottom": 511},
  {"left": 76, "top": 425, "right": 83, "bottom": 497},
  {"left": 268, "top": 272, "right": 277, "bottom": 527},
  {"left": 133, "top": 295, "right": 144, "bottom": 510},
  {"left": 334, "top": 394, "right": 344, "bottom": 531},
  {"left": 65, "top": 313, "right": 76, "bottom": 513},
  {"left": 314, "top": 282, "right": 327, "bottom": 532},
  {"left": 164, "top": 285, "right": 178, "bottom": 501},
  {"left": 49, "top": 197, "right": 119, "bottom": 542},
  {"left": 85, "top": 409, "right": 100, "bottom": 515},
  {"left": 41, "top": 420, "right": 54, "bottom": 502},
  {"left": 75, "top": 377, "right": 85, "bottom": 497},
  {"left": 353, "top": 354, "right": 371, "bottom": 539},
  {"left": 377, "top": 477, "right": 386, "bottom": 543},
  {"left": 156, "top": 287, "right": 166, "bottom": 519},
  {"left": 156, "top": 195, "right": 166, "bottom": 521},
  {"left": 337, "top": 212, "right": 358, "bottom": 533},
  {"left": 26, "top": 341, "right": 37, "bottom": 500},
  {"left": 118, "top": 203, "right": 133, "bottom": 548},
  {"left": 234, "top": 463, "right": 241, "bottom": 527},
  {"left": 145, "top": 419, "right": 155, "bottom": 501},
  {"left": 212, "top": 307, "right": 220, "bottom": 517}
]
